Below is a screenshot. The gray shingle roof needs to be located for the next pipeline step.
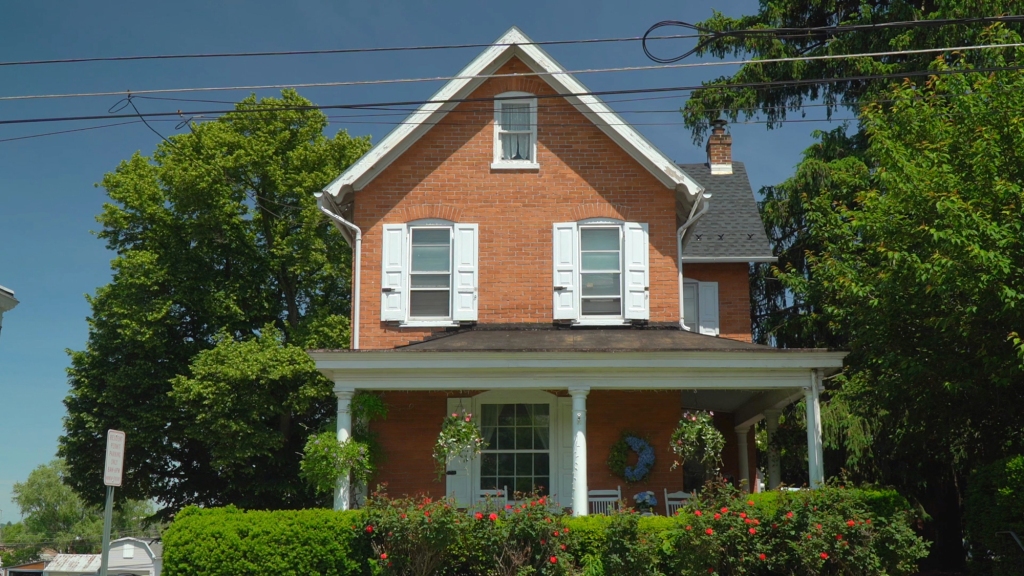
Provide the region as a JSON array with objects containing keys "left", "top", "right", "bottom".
[{"left": 678, "top": 162, "right": 775, "bottom": 261}]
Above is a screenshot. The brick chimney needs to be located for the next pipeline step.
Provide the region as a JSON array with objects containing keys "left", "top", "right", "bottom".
[{"left": 706, "top": 119, "right": 733, "bottom": 175}]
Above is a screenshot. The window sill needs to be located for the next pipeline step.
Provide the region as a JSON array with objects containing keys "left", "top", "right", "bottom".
[
  {"left": 491, "top": 161, "right": 540, "bottom": 171},
  {"left": 398, "top": 320, "right": 460, "bottom": 328},
  {"left": 575, "top": 318, "right": 630, "bottom": 327}
]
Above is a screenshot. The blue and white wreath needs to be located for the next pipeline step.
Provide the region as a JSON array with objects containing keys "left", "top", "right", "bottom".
[{"left": 608, "top": 433, "right": 656, "bottom": 483}]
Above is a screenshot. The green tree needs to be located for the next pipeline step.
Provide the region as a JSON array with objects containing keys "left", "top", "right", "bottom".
[{"left": 60, "top": 90, "right": 371, "bottom": 515}]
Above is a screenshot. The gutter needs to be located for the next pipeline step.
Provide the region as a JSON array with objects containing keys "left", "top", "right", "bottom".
[
  {"left": 317, "top": 190, "right": 362, "bottom": 350},
  {"left": 676, "top": 191, "right": 712, "bottom": 330}
]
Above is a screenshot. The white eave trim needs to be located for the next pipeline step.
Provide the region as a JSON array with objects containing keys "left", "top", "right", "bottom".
[
  {"left": 681, "top": 256, "right": 778, "bottom": 263},
  {"left": 321, "top": 26, "right": 704, "bottom": 203}
]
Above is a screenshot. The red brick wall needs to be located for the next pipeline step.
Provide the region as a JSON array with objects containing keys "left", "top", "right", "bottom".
[
  {"left": 682, "top": 263, "right": 752, "bottom": 342},
  {"left": 368, "top": 390, "right": 750, "bottom": 505}
]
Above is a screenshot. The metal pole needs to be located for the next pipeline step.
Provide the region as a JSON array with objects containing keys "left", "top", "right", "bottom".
[{"left": 99, "top": 486, "right": 114, "bottom": 576}]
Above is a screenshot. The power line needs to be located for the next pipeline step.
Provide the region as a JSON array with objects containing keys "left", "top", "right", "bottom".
[
  {"left": 0, "top": 33, "right": 702, "bottom": 68},
  {"left": 643, "top": 15, "right": 1024, "bottom": 63},
  {"left": 3, "top": 41, "right": 1020, "bottom": 103},
  {"left": 1, "top": 63, "right": 1021, "bottom": 127},
  {"left": 0, "top": 120, "right": 142, "bottom": 143}
]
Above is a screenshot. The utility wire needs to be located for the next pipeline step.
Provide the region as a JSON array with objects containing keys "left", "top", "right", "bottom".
[
  {"left": 2, "top": 62, "right": 1021, "bottom": 127},
  {"left": 0, "top": 34, "right": 702, "bottom": 68},
  {"left": 0, "top": 120, "right": 142, "bottom": 143},
  {"left": 3, "top": 41, "right": 1020, "bottom": 103},
  {"left": 642, "top": 15, "right": 1024, "bottom": 63}
]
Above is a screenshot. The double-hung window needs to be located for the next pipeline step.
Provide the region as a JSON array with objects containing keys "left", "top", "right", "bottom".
[
  {"left": 552, "top": 220, "right": 649, "bottom": 325},
  {"left": 479, "top": 404, "right": 550, "bottom": 496},
  {"left": 682, "top": 279, "right": 720, "bottom": 336},
  {"left": 380, "top": 220, "right": 478, "bottom": 325},
  {"left": 493, "top": 93, "right": 538, "bottom": 169}
]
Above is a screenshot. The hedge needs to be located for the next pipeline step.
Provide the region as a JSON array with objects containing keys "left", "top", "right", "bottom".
[
  {"left": 162, "top": 505, "right": 368, "bottom": 576},
  {"left": 163, "top": 486, "right": 926, "bottom": 576}
]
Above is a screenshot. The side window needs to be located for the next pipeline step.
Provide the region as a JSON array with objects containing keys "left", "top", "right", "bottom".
[
  {"left": 682, "top": 279, "right": 720, "bottom": 336},
  {"left": 552, "top": 220, "right": 648, "bottom": 325},
  {"left": 493, "top": 93, "right": 538, "bottom": 169},
  {"left": 380, "top": 221, "right": 478, "bottom": 325}
]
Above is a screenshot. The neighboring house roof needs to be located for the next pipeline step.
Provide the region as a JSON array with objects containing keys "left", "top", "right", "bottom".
[
  {"left": 42, "top": 554, "right": 99, "bottom": 574},
  {"left": 321, "top": 26, "right": 704, "bottom": 211},
  {"left": 0, "top": 284, "right": 17, "bottom": 312},
  {"left": 679, "top": 162, "right": 775, "bottom": 263}
]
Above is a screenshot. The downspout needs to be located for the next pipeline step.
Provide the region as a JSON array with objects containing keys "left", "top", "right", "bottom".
[
  {"left": 317, "top": 192, "right": 362, "bottom": 350},
  {"left": 676, "top": 191, "right": 712, "bottom": 330}
]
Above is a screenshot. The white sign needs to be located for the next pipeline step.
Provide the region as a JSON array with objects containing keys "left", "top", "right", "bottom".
[{"left": 103, "top": 430, "right": 126, "bottom": 487}]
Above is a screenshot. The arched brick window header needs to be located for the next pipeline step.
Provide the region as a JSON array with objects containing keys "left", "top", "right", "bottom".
[
  {"left": 570, "top": 203, "right": 634, "bottom": 222},
  {"left": 385, "top": 204, "right": 465, "bottom": 224}
]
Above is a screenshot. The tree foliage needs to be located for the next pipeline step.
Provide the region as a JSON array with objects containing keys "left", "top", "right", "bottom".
[{"left": 60, "top": 90, "right": 371, "bottom": 514}]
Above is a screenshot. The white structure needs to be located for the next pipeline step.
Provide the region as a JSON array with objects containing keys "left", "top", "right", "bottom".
[
  {"left": 0, "top": 284, "right": 18, "bottom": 340},
  {"left": 106, "top": 538, "right": 162, "bottom": 576},
  {"left": 41, "top": 555, "right": 99, "bottom": 576}
]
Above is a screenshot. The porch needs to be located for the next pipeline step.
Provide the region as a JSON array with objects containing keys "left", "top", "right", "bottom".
[{"left": 309, "top": 326, "right": 845, "bottom": 515}]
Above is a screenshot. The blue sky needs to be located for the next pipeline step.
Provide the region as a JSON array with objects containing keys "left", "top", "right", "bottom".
[{"left": 0, "top": 0, "right": 841, "bottom": 518}]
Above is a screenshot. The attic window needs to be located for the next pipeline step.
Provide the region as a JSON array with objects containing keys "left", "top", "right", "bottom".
[{"left": 493, "top": 93, "right": 538, "bottom": 169}]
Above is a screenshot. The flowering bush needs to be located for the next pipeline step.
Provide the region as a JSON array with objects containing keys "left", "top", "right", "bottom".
[
  {"left": 601, "top": 509, "right": 661, "bottom": 576},
  {"left": 670, "top": 410, "right": 725, "bottom": 475},
  {"left": 607, "top": 433, "right": 656, "bottom": 483},
  {"left": 433, "top": 410, "right": 485, "bottom": 480},
  {"left": 300, "top": 431, "right": 373, "bottom": 496},
  {"left": 463, "top": 494, "right": 571, "bottom": 576},
  {"left": 660, "top": 482, "right": 928, "bottom": 575},
  {"left": 362, "top": 488, "right": 464, "bottom": 576},
  {"left": 633, "top": 491, "right": 657, "bottom": 513}
]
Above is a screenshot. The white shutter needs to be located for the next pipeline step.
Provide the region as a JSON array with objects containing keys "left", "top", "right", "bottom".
[
  {"left": 445, "top": 397, "right": 473, "bottom": 507},
  {"left": 556, "top": 397, "right": 574, "bottom": 509},
  {"left": 552, "top": 222, "right": 579, "bottom": 320},
  {"left": 380, "top": 224, "right": 407, "bottom": 321},
  {"left": 622, "top": 222, "right": 650, "bottom": 321},
  {"left": 452, "top": 223, "right": 479, "bottom": 322},
  {"left": 698, "top": 281, "right": 720, "bottom": 336}
]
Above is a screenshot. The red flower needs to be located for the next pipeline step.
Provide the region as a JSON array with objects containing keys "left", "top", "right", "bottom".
[
  {"left": 739, "top": 512, "right": 747, "bottom": 519},
  {"left": 541, "top": 540, "right": 546, "bottom": 545},
  {"left": 705, "top": 528, "right": 714, "bottom": 535},
  {"left": 720, "top": 507, "right": 729, "bottom": 513},
  {"left": 748, "top": 528, "right": 756, "bottom": 535},
  {"left": 754, "top": 519, "right": 760, "bottom": 525},
  {"left": 380, "top": 553, "right": 387, "bottom": 560},
  {"left": 786, "top": 511, "right": 794, "bottom": 519},
  {"left": 560, "top": 544, "right": 566, "bottom": 551},
  {"left": 505, "top": 504, "right": 513, "bottom": 510},
  {"left": 474, "top": 512, "right": 483, "bottom": 520},
  {"left": 772, "top": 523, "right": 778, "bottom": 529},
  {"left": 847, "top": 519, "right": 856, "bottom": 527},
  {"left": 806, "top": 534, "right": 812, "bottom": 539},
  {"left": 759, "top": 553, "right": 766, "bottom": 561},
  {"left": 400, "top": 513, "right": 406, "bottom": 519},
  {"left": 488, "top": 513, "right": 498, "bottom": 522},
  {"left": 685, "top": 525, "right": 692, "bottom": 531},
  {"left": 714, "top": 513, "right": 721, "bottom": 520},
  {"left": 553, "top": 531, "right": 559, "bottom": 537},
  {"left": 866, "top": 519, "right": 871, "bottom": 524},
  {"left": 365, "top": 526, "right": 374, "bottom": 533},
  {"left": 538, "top": 497, "right": 546, "bottom": 505},
  {"left": 744, "top": 519, "right": 752, "bottom": 525},
  {"left": 747, "top": 500, "right": 755, "bottom": 506},
  {"left": 820, "top": 552, "right": 829, "bottom": 560},
  {"left": 836, "top": 534, "right": 843, "bottom": 540},
  {"left": 563, "top": 528, "right": 570, "bottom": 534},
  {"left": 694, "top": 510, "right": 703, "bottom": 517},
  {"left": 708, "top": 569, "right": 715, "bottom": 574},
  {"left": 549, "top": 556, "right": 558, "bottom": 564},
  {"left": 816, "top": 523, "right": 822, "bottom": 530}
]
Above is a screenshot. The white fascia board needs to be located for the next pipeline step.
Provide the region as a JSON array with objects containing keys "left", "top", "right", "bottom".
[
  {"left": 321, "top": 26, "right": 704, "bottom": 203},
  {"left": 681, "top": 256, "right": 779, "bottom": 263},
  {"left": 0, "top": 287, "right": 17, "bottom": 313}
]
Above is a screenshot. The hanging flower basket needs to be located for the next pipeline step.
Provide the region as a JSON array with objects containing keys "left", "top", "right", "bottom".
[
  {"left": 433, "top": 409, "right": 486, "bottom": 480},
  {"left": 608, "top": 433, "right": 656, "bottom": 483},
  {"left": 670, "top": 410, "right": 725, "bottom": 474}
]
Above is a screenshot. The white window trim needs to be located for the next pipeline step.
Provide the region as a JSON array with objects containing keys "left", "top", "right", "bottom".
[
  {"left": 682, "top": 278, "right": 720, "bottom": 336},
  {"left": 404, "top": 220, "right": 455, "bottom": 326},
  {"left": 577, "top": 218, "right": 628, "bottom": 326},
  {"left": 492, "top": 92, "right": 539, "bottom": 170}
]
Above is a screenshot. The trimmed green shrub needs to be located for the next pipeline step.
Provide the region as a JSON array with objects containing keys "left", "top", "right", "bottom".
[
  {"left": 966, "top": 455, "right": 1024, "bottom": 575},
  {"left": 162, "top": 506, "right": 368, "bottom": 576}
]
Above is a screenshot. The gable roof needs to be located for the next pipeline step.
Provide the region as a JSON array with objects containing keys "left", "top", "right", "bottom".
[
  {"left": 321, "top": 26, "right": 704, "bottom": 209},
  {"left": 679, "top": 162, "right": 775, "bottom": 262}
]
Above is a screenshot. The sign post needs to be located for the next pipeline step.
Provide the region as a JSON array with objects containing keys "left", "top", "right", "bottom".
[{"left": 99, "top": 430, "right": 125, "bottom": 576}]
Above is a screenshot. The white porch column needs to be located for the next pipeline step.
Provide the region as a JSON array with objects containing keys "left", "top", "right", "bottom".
[
  {"left": 735, "top": 426, "right": 751, "bottom": 493},
  {"left": 764, "top": 409, "right": 782, "bottom": 490},
  {"left": 804, "top": 371, "right": 824, "bottom": 488},
  {"left": 569, "top": 386, "right": 590, "bottom": 517},
  {"left": 334, "top": 386, "right": 355, "bottom": 511}
]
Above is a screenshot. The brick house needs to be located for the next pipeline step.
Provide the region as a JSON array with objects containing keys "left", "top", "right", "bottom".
[{"left": 310, "top": 27, "right": 844, "bottom": 514}]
